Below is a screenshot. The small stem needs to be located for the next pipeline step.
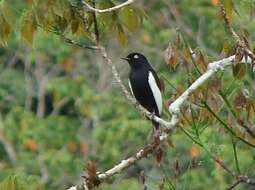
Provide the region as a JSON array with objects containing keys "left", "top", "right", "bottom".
[
  {"left": 92, "top": 0, "right": 100, "bottom": 44},
  {"left": 231, "top": 137, "right": 240, "bottom": 173},
  {"left": 203, "top": 101, "right": 255, "bottom": 148}
]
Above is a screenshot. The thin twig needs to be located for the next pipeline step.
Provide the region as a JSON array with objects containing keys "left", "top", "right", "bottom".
[
  {"left": 62, "top": 36, "right": 99, "bottom": 50},
  {"left": 226, "top": 179, "right": 242, "bottom": 190},
  {"left": 82, "top": 0, "right": 135, "bottom": 13}
]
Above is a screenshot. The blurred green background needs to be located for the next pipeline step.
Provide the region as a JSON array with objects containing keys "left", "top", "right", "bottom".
[{"left": 0, "top": 0, "right": 255, "bottom": 189}]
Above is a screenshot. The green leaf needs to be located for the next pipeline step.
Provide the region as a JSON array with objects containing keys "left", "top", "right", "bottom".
[
  {"left": 0, "top": 0, "right": 16, "bottom": 26},
  {"left": 71, "top": 19, "right": 80, "bottom": 34},
  {"left": 55, "top": 15, "right": 68, "bottom": 32},
  {"left": 119, "top": 6, "right": 139, "bottom": 32},
  {"left": 63, "top": 3, "right": 75, "bottom": 23},
  {"left": 0, "top": 176, "right": 18, "bottom": 190},
  {"left": 224, "top": 0, "right": 233, "bottom": 22},
  {"left": 20, "top": 9, "right": 37, "bottom": 44},
  {"left": 116, "top": 24, "right": 127, "bottom": 46},
  {"left": 52, "top": 0, "right": 70, "bottom": 18},
  {"left": 232, "top": 62, "right": 246, "bottom": 80},
  {"left": 0, "top": 14, "right": 12, "bottom": 43}
]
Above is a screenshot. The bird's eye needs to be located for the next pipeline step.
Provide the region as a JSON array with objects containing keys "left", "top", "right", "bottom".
[{"left": 134, "top": 54, "right": 139, "bottom": 59}]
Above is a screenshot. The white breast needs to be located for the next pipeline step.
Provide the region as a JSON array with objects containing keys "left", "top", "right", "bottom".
[{"left": 148, "top": 72, "right": 162, "bottom": 114}]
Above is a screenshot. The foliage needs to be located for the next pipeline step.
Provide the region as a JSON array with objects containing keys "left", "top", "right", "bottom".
[{"left": 0, "top": 0, "right": 255, "bottom": 190}]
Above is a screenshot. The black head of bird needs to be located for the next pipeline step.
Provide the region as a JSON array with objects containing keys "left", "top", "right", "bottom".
[{"left": 122, "top": 52, "right": 151, "bottom": 69}]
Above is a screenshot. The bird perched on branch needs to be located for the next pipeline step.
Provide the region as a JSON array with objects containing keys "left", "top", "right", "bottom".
[{"left": 122, "top": 52, "right": 163, "bottom": 131}]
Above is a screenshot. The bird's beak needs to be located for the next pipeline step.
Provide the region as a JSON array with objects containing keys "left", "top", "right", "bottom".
[{"left": 121, "top": 57, "right": 130, "bottom": 61}]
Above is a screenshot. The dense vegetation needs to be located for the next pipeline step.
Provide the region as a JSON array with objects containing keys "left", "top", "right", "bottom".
[{"left": 0, "top": 0, "right": 255, "bottom": 189}]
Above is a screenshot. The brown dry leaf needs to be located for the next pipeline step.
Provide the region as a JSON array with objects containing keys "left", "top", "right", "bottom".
[
  {"left": 246, "top": 100, "right": 254, "bottom": 122},
  {"left": 207, "top": 94, "right": 221, "bottom": 113},
  {"left": 227, "top": 114, "right": 235, "bottom": 127},
  {"left": 176, "top": 33, "right": 182, "bottom": 48},
  {"left": 196, "top": 50, "right": 207, "bottom": 71},
  {"left": 86, "top": 160, "right": 97, "bottom": 179},
  {"left": 155, "top": 147, "right": 163, "bottom": 163},
  {"left": 164, "top": 44, "right": 179, "bottom": 69},
  {"left": 208, "top": 77, "right": 222, "bottom": 92},
  {"left": 159, "top": 77, "right": 165, "bottom": 93},
  {"left": 84, "top": 160, "right": 100, "bottom": 187},
  {"left": 215, "top": 156, "right": 223, "bottom": 170},
  {"left": 174, "top": 159, "right": 180, "bottom": 177},
  {"left": 234, "top": 90, "right": 247, "bottom": 110}
]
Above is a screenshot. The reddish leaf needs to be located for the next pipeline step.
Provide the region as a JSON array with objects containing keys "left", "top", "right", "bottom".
[
  {"left": 234, "top": 90, "right": 247, "bottom": 110},
  {"left": 174, "top": 159, "right": 180, "bottom": 177},
  {"left": 190, "top": 145, "right": 200, "bottom": 159},
  {"left": 211, "top": 0, "right": 219, "bottom": 6},
  {"left": 84, "top": 160, "right": 100, "bottom": 187},
  {"left": 215, "top": 156, "right": 223, "bottom": 169},
  {"left": 156, "top": 147, "right": 163, "bottom": 163},
  {"left": 24, "top": 138, "right": 38, "bottom": 152},
  {"left": 196, "top": 50, "right": 207, "bottom": 71},
  {"left": 164, "top": 44, "right": 179, "bottom": 69},
  {"left": 159, "top": 77, "right": 165, "bottom": 93},
  {"left": 208, "top": 77, "right": 222, "bottom": 92},
  {"left": 86, "top": 160, "right": 97, "bottom": 179}
]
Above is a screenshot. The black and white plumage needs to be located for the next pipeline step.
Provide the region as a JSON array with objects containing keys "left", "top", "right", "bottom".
[{"left": 122, "top": 52, "right": 163, "bottom": 129}]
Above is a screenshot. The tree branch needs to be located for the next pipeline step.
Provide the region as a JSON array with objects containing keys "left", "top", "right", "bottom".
[
  {"left": 82, "top": 0, "right": 135, "bottom": 13},
  {"left": 169, "top": 55, "right": 236, "bottom": 114}
]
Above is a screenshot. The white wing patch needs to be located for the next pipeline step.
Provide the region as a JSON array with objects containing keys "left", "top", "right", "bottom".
[
  {"left": 128, "top": 80, "right": 134, "bottom": 97},
  {"left": 148, "top": 72, "right": 162, "bottom": 114}
]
